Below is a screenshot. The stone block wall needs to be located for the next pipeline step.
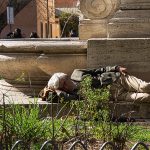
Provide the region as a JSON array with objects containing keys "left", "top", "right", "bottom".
[
  {"left": 79, "top": 0, "right": 150, "bottom": 39},
  {"left": 88, "top": 38, "right": 150, "bottom": 81},
  {"left": 88, "top": 38, "right": 150, "bottom": 119}
]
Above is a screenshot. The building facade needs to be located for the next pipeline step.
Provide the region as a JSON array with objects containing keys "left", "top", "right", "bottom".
[
  {"left": 55, "top": 0, "right": 78, "bottom": 8},
  {"left": 36, "top": 0, "right": 60, "bottom": 38},
  {"left": 0, "top": 0, "right": 60, "bottom": 38}
]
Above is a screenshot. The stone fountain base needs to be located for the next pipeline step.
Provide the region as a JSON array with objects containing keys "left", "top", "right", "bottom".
[
  {"left": 1, "top": 38, "right": 150, "bottom": 119},
  {"left": 0, "top": 39, "right": 87, "bottom": 96}
]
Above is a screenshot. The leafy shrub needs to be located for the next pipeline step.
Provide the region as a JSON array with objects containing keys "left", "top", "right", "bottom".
[
  {"left": 74, "top": 76, "right": 136, "bottom": 150},
  {"left": 0, "top": 102, "right": 52, "bottom": 149},
  {"left": 59, "top": 12, "right": 79, "bottom": 37}
]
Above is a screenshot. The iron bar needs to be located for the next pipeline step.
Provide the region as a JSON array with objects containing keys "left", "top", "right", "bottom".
[
  {"left": 99, "top": 141, "right": 116, "bottom": 150},
  {"left": 68, "top": 140, "right": 88, "bottom": 150},
  {"left": 131, "top": 142, "right": 149, "bottom": 150}
]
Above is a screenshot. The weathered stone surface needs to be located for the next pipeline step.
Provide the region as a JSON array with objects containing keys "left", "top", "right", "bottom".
[
  {"left": 108, "top": 7, "right": 150, "bottom": 38},
  {"left": 88, "top": 38, "right": 150, "bottom": 81},
  {"left": 0, "top": 79, "right": 42, "bottom": 104},
  {"left": 121, "top": 0, "right": 150, "bottom": 3},
  {"left": 0, "top": 79, "right": 73, "bottom": 118},
  {"left": 110, "top": 102, "right": 150, "bottom": 119},
  {"left": 79, "top": 19, "right": 108, "bottom": 40},
  {"left": 0, "top": 53, "right": 45, "bottom": 79},
  {"left": 0, "top": 40, "right": 87, "bottom": 54},
  {"left": 108, "top": 0, "right": 150, "bottom": 38},
  {"left": 79, "top": 0, "right": 150, "bottom": 39},
  {"left": 37, "top": 54, "right": 87, "bottom": 76},
  {"left": 121, "top": 0, "right": 150, "bottom": 9},
  {"left": 108, "top": 20, "right": 150, "bottom": 38},
  {"left": 79, "top": 0, "right": 120, "bottom": 19},
  {"left": 113, "top": 10, "right": 150, "bottom": 18},
  {"left": 0, "top": 39, "right": 87, "bottom": 96},
  {"left": 1, "top": 78, "right": 149, "bottom": 119}
]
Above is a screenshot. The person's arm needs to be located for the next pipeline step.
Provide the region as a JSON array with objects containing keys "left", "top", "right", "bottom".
[
  {"left": 83, "top": 66, "right": 120, "bottom": 75},
  {"left": 83, "top": 68, "right": 105, "bottom": 76},
  {"left": 103, "top": 65, "right": 126, "bottom": 73},
  {"left": 92, "top": 66, "right": 118, "bottom": 75},
  {"left": 55, "top": 89, "right": 79, "bottom": 100},
  {"left": 105, "top": 65, "right": 127, "bottom": 74},
  {"left": 96, "top": 65, "right": 127, "bottom": 74},
  {"left": 116, "top": 66, "right": 127, "bottom": 75},
  {"left": 105, "top": 66, "right": 118, "bottom": 72}
]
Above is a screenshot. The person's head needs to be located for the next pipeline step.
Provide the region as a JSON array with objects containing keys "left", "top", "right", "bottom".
[
  {"left": 70, "top": 29, "right": 77, "bottom": 37},
  {"left": 48, "top": 73, "right": 76, "bottom": 92},
  {"left": 15, "top": 28, "right": 21, "bottom": 34},
  {"left": 6, "top": 32, "right": 13, "bottom": 38},
  {"left": 13, "top": 28, "right": 22, "bottom": 38},
  {"left": 30, "top": 32, "right": 38, "bottom": 38}
]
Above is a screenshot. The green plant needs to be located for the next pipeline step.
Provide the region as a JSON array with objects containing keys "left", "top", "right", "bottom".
[
  {"left": 76, "top": 76, "right": 110, "bottom": 122},
  {"left": 0, "top": 101, "right": 53, "bottom": 149},
  {"left": 75, "top": 76, "right": 136, "bottom": 150},
  {"left": 130, "top": 125, "right": 150, "bottom": 142},
  {"left": 0, "top": 99, "right": 77, "bottom": 149},
  {"left": 59, "top": 12, "right": 79, "bottom": 37},
  {"left": 15, "top": 72, "right": 26, "bottom": 82},
  {"left": 0, "top": 76, "right": 149, "bottom": 149},
  {"left": 0, "top": 75, "right": 3, "bottom": 80}
]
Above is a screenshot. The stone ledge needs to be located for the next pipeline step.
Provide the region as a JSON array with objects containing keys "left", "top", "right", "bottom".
[
  {"left": 0, "top": 102, "right": 74, "bottom": 118},
  {"left": 121, "top": 3, "right": 150, "bottom": 10},
  {"left": 0, "top": 40, "right": 87, "bottom": 96},
  {"left": 110, "top": 18, "right": 150, "bottom": 23},
  {"left": 0, "top": 78, "right": 149, "bottom": 119},
  {"left": 0, "top": 40, "right": 87, "bottom": 54},
  {"left": 109, "top": 101, "right": 150, "bottom": 119},
  {"left": 113, "top": 10, "right": 150, "bottom": 19},
  {"left": 1, "top": 99, "right": 150, "bottom": 119}
]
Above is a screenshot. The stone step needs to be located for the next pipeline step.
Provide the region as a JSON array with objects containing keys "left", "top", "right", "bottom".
[
  {"left": 2, "top": 101, "right": 150, "bottom": 120},
  {"left": 0, "top": 80, "right": 150, "bottom": 119},
  {"left": 0, "top": 79, "right": 45, "bottom": 97},
  {"left": 109, "top": 101, "right": 150, "bottom": 119},
  {"left": 120, "top": 0, "right": 150, "bottom": 10},
  {"left": 5, "top": 79, "right": 48, "bottom": 86},
  {"left": 0, "top": 102, "right": 74, "bottom": 118},
  {"left": 108, "top": 15, "right": 150, "bottom": 38},
  {"left": 113, "top": 10, "right": 150, "bottom": 19}
]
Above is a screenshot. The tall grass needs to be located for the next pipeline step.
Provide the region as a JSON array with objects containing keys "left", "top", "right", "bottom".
[{"left": 0, "top": 101, "right": 53, "bottom": 149}]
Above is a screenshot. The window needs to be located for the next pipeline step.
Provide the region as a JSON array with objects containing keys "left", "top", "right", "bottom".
[
  {"left": 45, "top": 23, "right": 48, "bottom": 38},
  {"left": 40, "top": 22, "right": 43, "bottom": 38},
  {"left": 49, "top": 24, "right": 52, "bottom": 38}
]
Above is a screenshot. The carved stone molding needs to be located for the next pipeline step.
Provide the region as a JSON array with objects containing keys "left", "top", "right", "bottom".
[{"left": 80, "top": 0, "right": 120, "bottom": 19}]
